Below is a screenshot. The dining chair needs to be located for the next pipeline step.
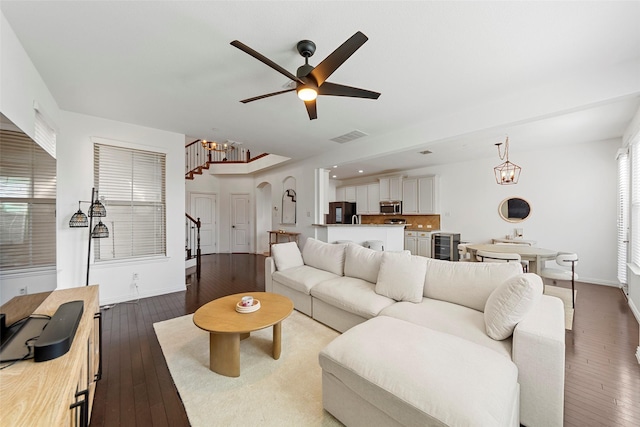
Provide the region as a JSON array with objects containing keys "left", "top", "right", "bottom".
[
  {"left": 476, "top": 250, "right": 528, "bottom": 272},
  {"left": 492, "top": 244, "right": 530, "bottom": 272},
  {"left": 540, "top": 252, "right": 578, "bottom": 308},
  {"left": 476, "top": 250, "right": 523, "bottom": 267}
]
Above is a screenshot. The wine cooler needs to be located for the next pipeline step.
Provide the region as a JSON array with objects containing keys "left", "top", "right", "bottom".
[{"left": 431, "top": 233, "right": 460, "bottom": 261}]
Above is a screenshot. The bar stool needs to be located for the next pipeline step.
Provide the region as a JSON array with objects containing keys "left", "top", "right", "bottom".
[
  {"left": 540, "top": 253, "right": 578, "bottom": 308},
  {"left": 364, "top": 240, "right": 384, "bottom": 251}
]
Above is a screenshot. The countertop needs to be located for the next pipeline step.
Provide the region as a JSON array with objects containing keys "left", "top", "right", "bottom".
[{"left": 312, "top": 223, "right": 408, "bottom": 227}]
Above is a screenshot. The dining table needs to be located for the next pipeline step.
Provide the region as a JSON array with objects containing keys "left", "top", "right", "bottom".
[{"left": 465, "top": 243, "right": 558, "bottom": 275}]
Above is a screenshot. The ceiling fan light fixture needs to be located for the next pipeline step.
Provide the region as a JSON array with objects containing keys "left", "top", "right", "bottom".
[{"left": 297, "top": 86, "right": 317, "bottom": 101}]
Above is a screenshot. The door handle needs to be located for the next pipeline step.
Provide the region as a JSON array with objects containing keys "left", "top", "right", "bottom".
[{"left": 232, "top": 225, "right": 235, "bottom": 228}]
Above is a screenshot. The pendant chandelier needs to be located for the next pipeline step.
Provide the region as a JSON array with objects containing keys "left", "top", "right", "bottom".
[
  {"left": 201, "top": 139, "right": 235, "bottom": 152},
  {"left": 494, "top": 137, "right": 521, "bottom": 185}
]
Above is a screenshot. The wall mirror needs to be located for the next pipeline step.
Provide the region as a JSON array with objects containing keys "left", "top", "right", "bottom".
[
  {"left": 498, "top": 197, "right": 531, "bottom": 222},
  {"left": 281, "top": 176, "right": 296, "bottom": 225}
]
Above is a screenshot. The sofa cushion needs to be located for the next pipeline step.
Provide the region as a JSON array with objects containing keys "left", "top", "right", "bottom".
[
  {"left": 311, "top": 276, "right": 396, "bottom": 319},
  {"left": 302, "top": 238, "right": 347, "bottom": 276},
  {"left": 344, "top": 243, "right": 383, "bottom": 283},
  {"left": 376, "top": 252, "right": 427, "bottom": 303},
  {"left": 423, "top": 258, "right": 523, "bottom": 312},
  {"left": 380, "top": 298, "right": 511, "bottom": 358},
  {"left": 319, "top": 316, "right": 519, "bottom": 427},
  {"left": 485, "top": 273, "right": 543, "bottom": 340},
  {"left": 270, "top": 241, "right": 304, "bottom": 271},
  {"left": 272, "top": 265, "right": 340, "bottom": 295}
]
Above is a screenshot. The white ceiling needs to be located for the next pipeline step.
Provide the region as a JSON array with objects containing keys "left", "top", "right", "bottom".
[{"left": 2, "top": 1, "right": 639, "bottom": 180}]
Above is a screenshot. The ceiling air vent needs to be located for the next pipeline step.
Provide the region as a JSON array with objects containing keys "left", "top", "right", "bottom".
[
  {"left": 330, "top": 130, "right": 368, "bottom": 144},
  {"left": 419, "top": 150, "right": 433, "bottom": 155}
]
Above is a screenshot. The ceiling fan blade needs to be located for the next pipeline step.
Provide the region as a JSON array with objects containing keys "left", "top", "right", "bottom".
[
  {"left": 309, "top": 31, "right": 368, "bottom": 86},
  {"left": 240, "top": 88, "right": 295, "bottom": 103},
  {"left": 304, "top": 99, "right": 318, "bottom": 120},
  {"left": 231, "top": 40, "right": 305, "bottom": 85},
  {"left": 318, "top": 82, "right": 380, "bottom": 99}
]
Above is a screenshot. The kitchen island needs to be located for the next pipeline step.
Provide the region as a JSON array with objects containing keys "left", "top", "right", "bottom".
[{"left": 312, "top": 224, "right": 405, "bottom": 251}]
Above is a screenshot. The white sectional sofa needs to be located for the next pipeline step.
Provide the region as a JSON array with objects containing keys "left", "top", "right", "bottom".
[{"left": 265, "top": 238, "right": 565, "bottom": 427}]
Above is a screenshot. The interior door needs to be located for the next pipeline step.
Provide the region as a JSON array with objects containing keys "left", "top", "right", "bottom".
[
  {"left": 190, "top": 193, "right": 217, "bottom": 254},
  {"left": 231, "top": 194, "right": 251, "bottom": 253}
]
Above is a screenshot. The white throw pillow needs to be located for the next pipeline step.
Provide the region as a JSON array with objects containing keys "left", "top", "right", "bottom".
[
  {"left": 271, "top": 241, "right": 304, "bottom": 271},
  {"left": 484, "top": 273, "right": 543, "bottom": 340},
  {"left": 344, "top": 243, "right": 383, "bottom": 283},
  {"left": 375, "top": 252, "right": 427, "bottom": 303},
  {"left": 302, "top": 238, "right": 347, "bottom": 276}
]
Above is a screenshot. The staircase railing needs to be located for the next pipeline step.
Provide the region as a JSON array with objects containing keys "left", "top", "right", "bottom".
[
  {"left": 186, "top": 139, "right": 266, "bottom": 179},
  {"left": 185, "top": 213, "right": 201, "bottom": 278}
]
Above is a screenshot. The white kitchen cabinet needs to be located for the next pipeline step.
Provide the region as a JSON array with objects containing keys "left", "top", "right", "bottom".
[
  {"left": 402, "top": 179, "right": 418, "bottom": 213},
  {"left": 417, "top": 231, "right": 432, "bottom": 257},
  {"left": 418, "top": 176, "right": 438, "bottom": 213},
  {"left": 405, "top": 230, "right": 432, "bottom": 257},
  {"left": 356, "top": 183, "right": 380, "bottom": 214},
  {"left": 379, "top": 176, "right": 403, "bottom": 201},
  {"left": 367, "top": 183, "right": 380, "bottom": 213},
  {"left": 404, "top": 231, "right": 418, "bottom": 255},
  {"left": 402, "top": 176, "right": 439, "bottom": 214},
  {"left": 336, "top": 185, "right": 358, "bottom": 203},
  {"left": 356, "top": 185, "right": 368, "bottom": 215}
]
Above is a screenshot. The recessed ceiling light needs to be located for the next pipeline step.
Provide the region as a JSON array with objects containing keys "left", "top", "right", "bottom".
[
  {"left": 358, "top": 170, "right": 364, "bottom": 173},
  {"left": 332, "top": 175, "right": 337, "bottom": 178},
  {"left": 333, "top": 165, "right": 338, "bottom": 168}
]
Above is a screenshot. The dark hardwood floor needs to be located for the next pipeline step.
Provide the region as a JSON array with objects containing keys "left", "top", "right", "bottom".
[{"left": 89, "top": 254, "right": 640, "bottom": 427}]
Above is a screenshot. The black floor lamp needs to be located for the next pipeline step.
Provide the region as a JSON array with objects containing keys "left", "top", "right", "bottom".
[{"left": 69, "top": 187, "right": 109, "bottom": 286}]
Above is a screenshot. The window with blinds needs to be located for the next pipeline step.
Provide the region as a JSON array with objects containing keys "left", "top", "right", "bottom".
[
  {"left": 0, "top": 129, "right": 57, "bottom": 270},
  {"left": 94, "top": 143, "right": 166, "bottom": 261},
  {"left": 34, "top": 110, "right": 56, "bottom": 159},
  {"left": 617, "top": 149, "right": 628, "bottom": 284}
]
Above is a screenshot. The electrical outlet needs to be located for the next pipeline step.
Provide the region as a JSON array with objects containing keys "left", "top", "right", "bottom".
[
  {"left": 19, "top": 286, "right": 28, "bottom": 295},
  {"left": 417, "top": 224, "right": 423, "bottom": 228}
]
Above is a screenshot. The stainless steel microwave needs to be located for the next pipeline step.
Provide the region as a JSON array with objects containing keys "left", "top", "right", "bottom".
[{"left": 380, "top": 201, "right": 402, "bottom": 215}]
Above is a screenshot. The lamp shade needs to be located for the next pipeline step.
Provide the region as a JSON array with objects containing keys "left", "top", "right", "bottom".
[
  {"left": 91, "top": 220, "right": 109, "bottom": 238},
  {"left": 89, "top": 200, "right": 107, "bottom": 217},
  {"left": 494, "top": 160, "right": 521, "bottom": 185},
  {"left": 69, "top": 209, "right": 89, "bottom": 228}
]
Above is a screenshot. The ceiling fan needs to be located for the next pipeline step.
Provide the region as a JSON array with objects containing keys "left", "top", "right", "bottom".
[{"left": 230, "top": 31, "right": 381, "bottom": 120}]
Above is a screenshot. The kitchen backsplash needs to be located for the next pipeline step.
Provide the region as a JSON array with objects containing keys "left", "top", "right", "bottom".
[{"left": 361, "top": 214, "right": 441, "bottom": 231}]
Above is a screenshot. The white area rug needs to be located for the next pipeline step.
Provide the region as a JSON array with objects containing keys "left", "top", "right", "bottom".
[
  {"left": 543, "top": 285, "right": 576, "bottom": 330},
  {"left": 153, "top": 311, "right": 342, "bottom": 427}
]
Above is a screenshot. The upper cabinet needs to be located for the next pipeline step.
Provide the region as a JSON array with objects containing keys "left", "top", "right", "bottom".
[
  {"left": 356, "top": 183, "right": 380, "bottom": 214},
  {"left": 402, "top": 175, "right": 439, "bottom": 214},
  {"left": 379, "top": 176, "right": 403, "bottom": 201},
  {"left": 335, "top": 185, "right": 356, "bottom": 202}
]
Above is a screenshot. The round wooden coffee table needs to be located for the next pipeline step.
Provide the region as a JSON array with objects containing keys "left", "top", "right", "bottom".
[{"left": 193, "top": 292, "right": 293, "bottom": 377}]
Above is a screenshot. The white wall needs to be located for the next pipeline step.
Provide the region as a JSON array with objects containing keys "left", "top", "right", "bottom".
[
  {"left": 57, "top": 112, "right": 185, "bottom": 304},
  {"left": 185, "top": 173, "right": 256, "bottom": 253}
]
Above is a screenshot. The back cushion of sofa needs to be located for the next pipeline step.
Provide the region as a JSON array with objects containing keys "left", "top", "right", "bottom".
[
  {"left": 344, "top": 244, "right": 383, "bottom": 283},
  {"left": 270, "top": 241, "right": 304, "bottom": 271},
  {"left": 302, "top": 237, "right": 347, "bottom": 276},
  {"left": 423, "top": 258, "right": 523, "bottom": 312}
]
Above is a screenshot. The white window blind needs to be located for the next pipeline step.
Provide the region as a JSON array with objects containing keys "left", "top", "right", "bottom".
[
  {"left": 34, "top": 109, "right": 56, "bottom": 159},
  {"left": 617, "top": 149, "right": 628, "bottom": 284},
  {"left": 631, "top": 144, "right": 640, "bottom": 267},
  {"left": 94, "top": 143, "right": 166, "bottom": 261},
  {"left": 0, "top": 129, "right": 56, "bottom": 270}
]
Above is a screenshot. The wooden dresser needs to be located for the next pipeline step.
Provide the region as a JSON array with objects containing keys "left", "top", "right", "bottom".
[{"left": 0, "top": 285, "right": 101, "bottom": 427}]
